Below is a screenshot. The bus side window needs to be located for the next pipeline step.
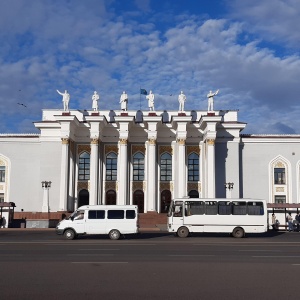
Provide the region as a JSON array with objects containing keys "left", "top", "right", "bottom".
[
  {"left": 218, "top": 202, "right": 231, "bottom": 215},
  {"left": 247, "top": 202, "right": 264, "bottom": 215},
  {"left": 173, "top": 205, "right": 183, "bottom": 217}
]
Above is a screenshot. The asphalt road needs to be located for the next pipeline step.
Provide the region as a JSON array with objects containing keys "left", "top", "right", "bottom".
[{"left": 0, "top": 229, "right": 299, "bottom": 300}]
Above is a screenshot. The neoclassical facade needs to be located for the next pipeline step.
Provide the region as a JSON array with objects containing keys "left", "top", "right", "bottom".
[{"left": 0, "top": 108, "right": 300, "bottom": 214}]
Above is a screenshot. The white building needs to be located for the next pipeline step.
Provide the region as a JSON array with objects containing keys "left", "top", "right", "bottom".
[{"left": 0, "top": 107, "right": 299, "bottom": 215}]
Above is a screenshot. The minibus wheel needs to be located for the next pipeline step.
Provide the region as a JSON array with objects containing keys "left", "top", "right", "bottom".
[
  {"left": 177, "top": 226, "right": 189, "bottom": 238},
  {"left": 109, "top": 229, "right": 121, "bottom": 240},
  {"left": 64, "top": 229, "right": 76, "bottom": 240},
  {"left": 232, "top": 227, "right": 244, "bottom": 238}
]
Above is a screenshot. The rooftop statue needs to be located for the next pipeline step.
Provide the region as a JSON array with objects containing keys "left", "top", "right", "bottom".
[
  {"left": 119, "top": 91, "right": 128, "bottom": 111},
  {"left": 207, "top": 89, "right": 219, "bottom": 112},
  {"left": 178, "top": 91, "right": 186, "bottom": 111},
  {"left": 92, "top": 91, "right": 99, "bottom": 111},
  {"left": 57, "top": 90, "right": 70, "bottom": 111},
  {"left": 146, "top": 90, "right": 155, "bottom": 111}
]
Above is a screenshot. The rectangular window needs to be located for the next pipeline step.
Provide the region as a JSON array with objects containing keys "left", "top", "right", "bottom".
[
  {"left": 186, "top": 201, "right": 205, "bottom": 215},
  {"left": 247, "top": 202, "right": 264, "bottom": 215},
  {"left": 88, "top": 210, "right": 105, "bottom": 219},
  {"left": 218, "top": 201, "right": 232, "bottom": 215},
  {"left": 274, "top": 168, "right": 286, "bottom": 184},
  {"left": 275, "top": 195, "right": 286, "bottom": 204},
  {"left": 205, "top": 201, "right": 218, "bottom": 215},
  {"left": 126, "top": 210, "right": 136, "bottom": 219},
  {"left": 0, "top": 166, "right": 5, "bottom": 182},
  {"left": 232, "top": 202, "right": 247, "bottom": 215},
  {"left": 107, "top": 210, "right": 124, "bottom": 219}
]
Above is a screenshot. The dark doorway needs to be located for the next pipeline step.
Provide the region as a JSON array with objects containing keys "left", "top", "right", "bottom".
[
  {"left": 133, "top": 190, "right": 144, "bottom": 213},
  {"left": 106, "top": 190, "right": 116, "bottom": 205},
  {"left": 78, "top": 189, "right": 89, "bottom": 207},
  {"left": 188, "top": 190, "right": 199, "bottom": 198},
  {"left": 161, "top": 190, "right": 171, "bottom": 213}
]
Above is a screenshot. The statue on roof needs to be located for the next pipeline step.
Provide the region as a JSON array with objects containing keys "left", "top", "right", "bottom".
[
  {"left": 57, "top": 90, "right": 70, "bottom": 111},
  {"left": 178, "top": 91, "right": 186, "bottom": 111},
  {"left": 146, "top": 90, "right": 155, "bottom": 111},
  {"left": 207, "top": 89, "right": 219, "bottom": 112},
  {"left": 119, "top": 91, "right": 128, "bottom": 111},
  {"left": 92, "top": 91, "right": 99, "bottom": 111}
]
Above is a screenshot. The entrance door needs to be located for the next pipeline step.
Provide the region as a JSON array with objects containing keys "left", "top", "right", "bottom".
[
  {"left": 161, "top": 190, "right": 171, "bottom": 213},
  {"left": 106, "top": 190, "right": 116, "bottom": 205},
  {"left": 78, "top": 189, "right": 89, "bottom": 207},
  {"left": 133, "top": 190, "right": 144, "bottom": 213}
]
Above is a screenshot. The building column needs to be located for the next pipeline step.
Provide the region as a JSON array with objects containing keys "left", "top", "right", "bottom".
[
  {"left": 225, "top": 139, "right": 240, "bottom": 198},
  {"left": 206, "top": 139, "right": 216, "bottom": 198},
  {"left": 118, "top": 138, "right": 128, "bottom": 205},
  {"left": 147, "top": 138, "right": 156, "bottom": 211},
  {"left": 59, "top": 138, "right": 69, "bottom": 211},
  {"left": 89, "top": 138, "right": 99, "bottom": 205},
  {"left": 177, "top": 138, "right": 186, "bottom": 198}
]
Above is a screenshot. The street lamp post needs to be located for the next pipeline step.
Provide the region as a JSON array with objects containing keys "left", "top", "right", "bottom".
[
  {"left": 224, "top": 182, "right": 234, "bottom": 198},
  {"left": 41, "top": 181, "right": 52, "bottom": 213}
]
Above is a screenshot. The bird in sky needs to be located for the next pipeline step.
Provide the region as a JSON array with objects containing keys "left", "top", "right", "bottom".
[{"left": 17, "top": 103, "right": 27, "bottom": 108}]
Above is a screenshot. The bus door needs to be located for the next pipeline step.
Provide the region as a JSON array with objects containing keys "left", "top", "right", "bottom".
[{"left": 172, "top": 202, "right": 184, "bottom": 227}]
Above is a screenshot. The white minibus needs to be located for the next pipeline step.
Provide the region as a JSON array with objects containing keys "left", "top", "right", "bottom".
[
  {"left": 168, "top": 198, "right": 268, "bottom": 238},
  {"left": 56, "top": 205, "right": 139, "bottom": 240}
]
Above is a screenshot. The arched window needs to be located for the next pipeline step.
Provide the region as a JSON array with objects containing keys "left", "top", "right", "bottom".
[
  {"left": 160, "top": 153, "right": 172, "bottom": 181},
  {"left": 78, "top": 152, "right": 90, "bottom": 180},
  {"left": 188, "top": 190, "right": 199, "bottom": 198},
  {"left": 78, "top": 189, "right": 89, "bottom": 207},
  {"left": 188, "top": 153, "right": 199, "bottom": 181},
  {"left": 161, "top": 190, "right": 171, "bottom": 213},
  {"left": 133, "top": 190, "right": 144, "bottom": 213},
  {"left": 106, "top": 152, "right": 117, "bottom": 181},
  {"left": 106, "top": 190, "right": 116, "bottom": 205},
  {"left": 133, "top": 152, "right": 144, "bottom": 181}
]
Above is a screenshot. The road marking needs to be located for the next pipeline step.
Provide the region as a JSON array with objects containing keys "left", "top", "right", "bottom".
[
  {"left": 253, "top": 256, "right": 300, "bottom": 258},
  {"left": 239, "top": 250, "right": 281, "bottom": 252},
  {"left": 77, "top": 249, "right": 120, "bottom": 251},
  {"left": 71, "top": 262, "right": 128, "bottom": 264},
  {"left": 168, "top": 255, "right": 215, "bottom": 257},
  {"left": 68, "top": 254, "right": 114, "bottom": 256}
]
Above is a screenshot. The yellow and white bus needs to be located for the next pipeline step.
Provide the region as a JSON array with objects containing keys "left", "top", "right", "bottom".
[{"left": 168, "top": 198, "right": 268, "bottom": 238}]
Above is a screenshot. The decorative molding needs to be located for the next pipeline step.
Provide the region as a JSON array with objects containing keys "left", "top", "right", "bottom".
[
  {"left": 0, "top": 158, "right": 5, "bottom": 166},
  {"left": 132, "top": 181, "right": 144, "bottom": 192},
  {"left": 105, "top": 145, "right": 118, "bottom": 155},
  {"left": 177, "top": 138, "right": 186, "bottom": 145},
  {"left": 188, "top": 182, "right": 201, "bottom": 192},
  {"left": 119, "top": 138, "right": 128, "bottom": 145},
  {"left": 132, "top": 145, "right": 145, "bottom": 155},
  {"left": 105, "top": 181, "right": 117, "bottom": 192},
  {"left": 148, "top": 138, "right": 156, "bottom": 145},
  {"left": 91, "top": 138, "right": 99, "bottom": 145},
  {"left": 159, "top": 145, "right": 172, "bottom": 155},
  {"left": 0, "top": 185, "right": 3, "bottom": 191},
  {"left": 187, "top": 146, "right": 200, "bottom": 156},
  {"left": 276, "top": 187, "right": 285, "bottom": 192},
  {"left": 61, "top": 138, "right": 69, "bottom": 145},
  {"left": 207, "top": 139, "right": 215, "bottom": 146},
  {"left": 160, "top": 182, "right": 173, "bottom": 192},
  {"left": 275, "top": 161, "right": 285, "bottom": 168},
  {"left": 77, "top": 181, "right": 89, "bottom": 191},
  {"left": 78, "top": 144, "right": 91, "bottom": 154}
]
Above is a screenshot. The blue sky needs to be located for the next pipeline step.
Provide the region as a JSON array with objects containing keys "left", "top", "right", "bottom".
[{"left": 1, "top": 0, "right": 300, "bottom": 134}]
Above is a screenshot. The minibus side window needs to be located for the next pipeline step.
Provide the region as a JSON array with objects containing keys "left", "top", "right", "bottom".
[
  {"left": 88, "top": 210, "right": 105, "bottom": 219},
  {"left": 107, "top": 210, "right": 124, "bottom": 219},
  {"left": 126, "top": 210, "right": 136, "bottom": 219}
]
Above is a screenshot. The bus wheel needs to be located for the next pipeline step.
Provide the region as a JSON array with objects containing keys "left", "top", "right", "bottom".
[
  {"left": 64, "top": 229, "right": 76, "bottom": 240},
  {"left": 177, "top": 226, "right": 189, "bottom": 238},
  {"left": 109, "top": 229, "right": 121, "bottom": 240},
  {"left": 232, "top": 227, "right": 244, "bottom": 238}
]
